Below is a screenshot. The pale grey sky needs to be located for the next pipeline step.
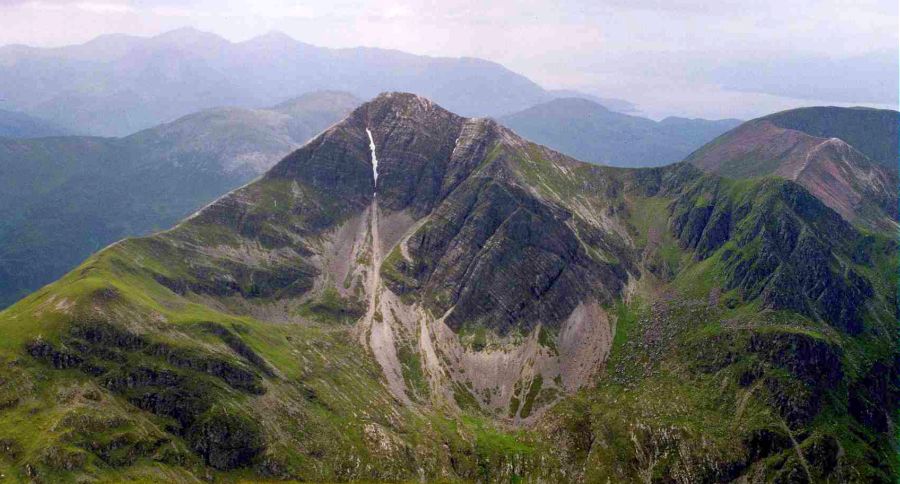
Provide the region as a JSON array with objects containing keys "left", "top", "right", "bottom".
[{"left": 1, "top": 0, "right": 896, "bottom": 119}]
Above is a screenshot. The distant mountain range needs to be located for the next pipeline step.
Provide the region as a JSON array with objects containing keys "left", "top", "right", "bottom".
[
  {"left": 0, "top": 28, "right": 627, "bottom": 136},
  {"left": 0, "top": 91, "right": 360, "bottom": 308},
  {"left": 546, "top": 89, "right": 638, "bottom": 113},
  {"left": 0, "top": 109, "right": 68, "bottom": 138},
  {"left": 686, "top": 106, "right": 898, "bottom": 230},
  {"left": 499, "top": 97, "right": 741, "bottom": 167}
]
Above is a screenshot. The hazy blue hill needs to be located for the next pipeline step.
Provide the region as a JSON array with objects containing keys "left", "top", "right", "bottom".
[
  {"left": 499, "top": 97, "right": 740, "bottom": 167},
  {"left": 0, "top": 28, "right": 554, "bottom": 136},
  {"left": 656, "top": 115, "right": 745, "bottom": 147},
  {"left": 0, "top": 91, "right": 359, "bottom": 308},
  {"left": 546, "top": 88, "right": 637, "bottom": 113},
  {"left": 0, "top": 109, "right": 68, "bottom": 138}
]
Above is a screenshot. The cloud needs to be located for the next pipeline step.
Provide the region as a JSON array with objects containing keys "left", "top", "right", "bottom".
[
  {"left": 4, "top": 0, "right": 135, "bottom": 12},
  {"left": 709, "top": 50, "right": 898, "bottom": 105},
  {"left": 75, "top": 2, "right": 135, "bottom": 13},
  {"left": 148, "top": 5, "right": 194, "bottom": 16}
]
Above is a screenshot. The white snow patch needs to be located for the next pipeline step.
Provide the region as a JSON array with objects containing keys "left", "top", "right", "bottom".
[{"left": 366, "top": 128, "right": 379, "bottom": 195}]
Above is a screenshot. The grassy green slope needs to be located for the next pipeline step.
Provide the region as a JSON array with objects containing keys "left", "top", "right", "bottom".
[
  {"left": 0, "top": 92, "right": 360, "bottom": 310},
  {"left": 0, "top": 145, "right": 563, "bottom": 483},
  {"left": 530, "top": 168, "right": 899, "bottom": 482},
  {"left": 0, "top": 121, "right": 895, "bottom": 483},
  {"left": 0, "top": 222, "right": 563, "bottom": 482}
]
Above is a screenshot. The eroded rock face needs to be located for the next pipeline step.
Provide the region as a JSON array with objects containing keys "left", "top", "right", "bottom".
[
  {"left": 256, "top": 94, "right": 630, "bottom": 416},
  {"left": 398, "top": 177, "right": 626, "bottom": 335},
  {"left": 340, "top": 95, "right": 632, "bottom": 341},
  {"left": 849, "top": 360, "right": 900, "bottom": 433},
  {"left": 670, "top": 178, "right": 874, "bottom": 333},
  {"left": 114, "top": 93, "right": 883, "bottom": 421},
  {"left": 18, "top": 93, "right": 894, "bottom": 481},
  {"left": 187, "top": 411, "right": 264, "bottom": 470},
  {"left": 361, "top": 93, "right": 469, "bottom": 215}
]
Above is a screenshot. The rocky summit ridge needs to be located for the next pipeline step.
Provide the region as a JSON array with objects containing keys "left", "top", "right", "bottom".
[
  {"left": 0, "top": 92, "right": 896, "bottom": 482},
  {"left": 686, "top": 109, "right": 899, "bottom": 231}
]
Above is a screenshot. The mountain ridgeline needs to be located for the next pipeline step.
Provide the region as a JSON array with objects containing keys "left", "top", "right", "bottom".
[
  {"left": 759, "top": 106, "right": 898, "bottom": 171},
  {"left": 499, "top": 97, "right": 742, "bottom": 167},
  {"left": 0, "top": 28, "right": 574, "bottom": 136},
  {"left": 0, "top": 91, "right": 360, "bottom": 309},
  {"left": 686, "top": 106, "right": 899, "bottom": 231},
  {"left": 0, "top": 109, "right": 68, "bottom": 138},
  {"left": 0, "top": 93, "right": 896, "bottom": 482}
]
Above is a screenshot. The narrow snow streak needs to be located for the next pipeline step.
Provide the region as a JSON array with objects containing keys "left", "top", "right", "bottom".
[{"left": 366, "top": 128, "right": 378, "bottom": 195}]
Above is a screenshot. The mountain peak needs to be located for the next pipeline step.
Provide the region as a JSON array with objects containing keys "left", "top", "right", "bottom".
[
  {"left": 154, "top": 26, "right": 205, "bottom": 37},
  {"left": 269, "top": 90, "right": 361, "bottom": 116},
  {"left": 365, "top": 91, "right": 443, "bottom": 116},
  {"left": 358, "top": 92, "right": 508, "bottom": 143},
  {"left": 687, "top": 114, "right": 898, "bottom": 229},
  {"left": 267, "top": 92, "right": 485, "bottom": 215},
  {"left": 240, "top": 30, "right": 303, "bottom": 49},
  {"left": 1, "top": 92, "right": 895, "bottom": 482},
  {"left": 250, "top": 30, "right": 295, "bottom": 43},
  {"left": 150, "top": 27, "right": 230, "bottom": 49}
]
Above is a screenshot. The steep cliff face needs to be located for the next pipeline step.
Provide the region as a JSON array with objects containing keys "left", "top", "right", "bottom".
[
  {"left": 0, "top": 93, "right": 895, "bottom": 482},
  {"left": 669, "top": 177, "right": 877, "bottom": 333},
  {"left": 31, "top": 93, "right": 628, "bottom": 427}
]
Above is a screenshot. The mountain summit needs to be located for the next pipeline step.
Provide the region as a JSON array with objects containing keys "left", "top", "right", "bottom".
[
  {"left": 0, "top": 93, "right": 896, "bottom": 482},
  {"left": 686, "top": 106, "right": 898, "bottom": 230}
]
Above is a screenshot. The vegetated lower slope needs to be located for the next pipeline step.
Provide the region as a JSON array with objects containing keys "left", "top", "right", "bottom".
[
  {"left": 0, "top": 93, "right": 895, "bottom": 483},
  {"left": 686, "top": 107, "right": 898, "bottom": 231},
  {"left": 0, "top": 109, "right": 68, "bottom": 138},
  {"left": 499, "top": 97, "right": 741, "bottom": 167},
  {"left": 0, "top": 91, "right": 359, "bottom": 309}
]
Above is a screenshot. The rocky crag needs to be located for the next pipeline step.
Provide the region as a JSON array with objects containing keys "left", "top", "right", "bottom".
[{"left": 0, "top": 93, "right": 896, "bottom": 482}]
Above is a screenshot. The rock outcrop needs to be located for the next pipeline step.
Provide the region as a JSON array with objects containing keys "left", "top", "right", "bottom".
[{"left": 1, "top": 93, "right": 895, "bottom": 483}]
